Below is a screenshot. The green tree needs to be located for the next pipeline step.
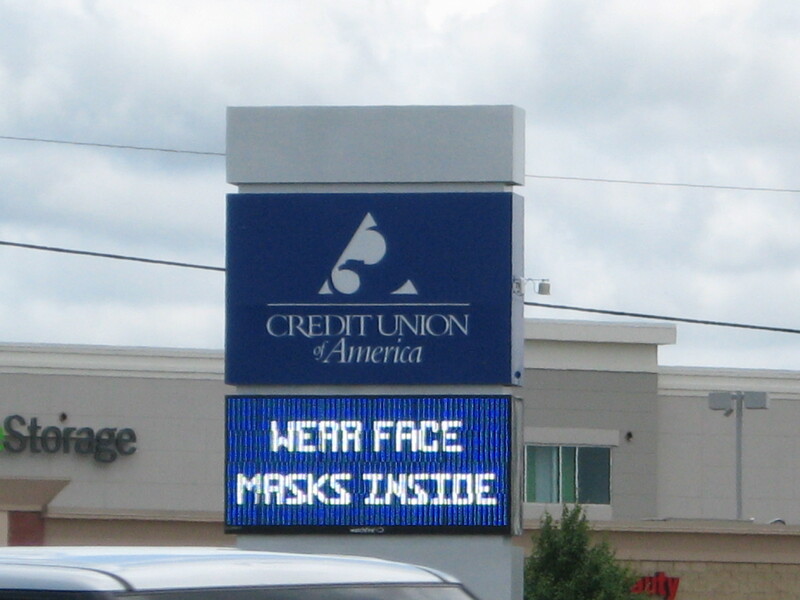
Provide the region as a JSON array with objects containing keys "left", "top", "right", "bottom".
[{"left": 524, "top": 505, "right": 638, "bottom": 600}]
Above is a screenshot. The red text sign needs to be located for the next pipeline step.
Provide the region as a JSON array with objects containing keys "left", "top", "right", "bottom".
[{"left": 632, "top": 571, "right": 679, "bottom": 600}]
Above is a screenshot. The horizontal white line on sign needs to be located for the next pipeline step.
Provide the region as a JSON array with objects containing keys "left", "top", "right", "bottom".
[{"left": 267, "top": 303, "right": 472, "bottom": 308}]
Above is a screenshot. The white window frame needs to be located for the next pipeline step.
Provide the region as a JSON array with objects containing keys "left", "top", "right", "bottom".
[{"left": 523, "top": 427, "right": 619, "bottom": 521}]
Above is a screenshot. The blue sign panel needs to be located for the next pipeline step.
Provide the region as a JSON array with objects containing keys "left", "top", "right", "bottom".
[
  {"left": 225, "top": 395, "right": 513, "bottom": 534},
  {"left": 226, "top": 192, "right": 522, "bottom": 385}
]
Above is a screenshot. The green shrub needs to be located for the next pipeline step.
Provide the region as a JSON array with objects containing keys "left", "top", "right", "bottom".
[{"left": 524, "top": 505, "right": 637, "bottom": 600}]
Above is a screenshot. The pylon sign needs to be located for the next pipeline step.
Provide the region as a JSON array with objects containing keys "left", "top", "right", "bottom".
[{"left": 226, "top": 192, "right": 523, "bottom": 386}]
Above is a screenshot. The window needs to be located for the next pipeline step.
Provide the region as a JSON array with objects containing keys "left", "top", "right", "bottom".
[{"left": 524, "top": 445, "right": 611, "bottom": 504}]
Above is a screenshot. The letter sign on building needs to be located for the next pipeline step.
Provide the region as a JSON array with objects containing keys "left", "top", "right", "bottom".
[{"left": 226, "top": 192, "right": 523, "bottom": 386}]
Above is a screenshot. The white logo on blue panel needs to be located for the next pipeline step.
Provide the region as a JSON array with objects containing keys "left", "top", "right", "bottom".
[{"left": 318, "top": 213, "right": 418, "bottom": 296}]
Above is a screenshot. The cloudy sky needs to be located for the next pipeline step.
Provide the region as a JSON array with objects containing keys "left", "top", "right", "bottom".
[{"left": 1, "top": 0, "right": 799, "bottom": 370}]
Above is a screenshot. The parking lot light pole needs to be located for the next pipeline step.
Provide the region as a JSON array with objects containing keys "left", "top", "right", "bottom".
[
  {"left": 709, "top": 391, "right": 769, "bottom": 520},
  {"left": 733, "top": 392, "right": 743, "bottom": 520}
]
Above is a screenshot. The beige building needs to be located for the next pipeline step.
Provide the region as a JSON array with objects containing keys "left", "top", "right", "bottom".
[
  {"left": 0, "top": 344, "right": 232, "bottom": 547},
  {"left": 3, "top": 319, "right": 800, "bottom": 598}
]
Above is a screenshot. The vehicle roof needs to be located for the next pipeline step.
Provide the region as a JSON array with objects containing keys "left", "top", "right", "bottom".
[{"left": 0, "top": 546, "right": 456, "bottom": 592}]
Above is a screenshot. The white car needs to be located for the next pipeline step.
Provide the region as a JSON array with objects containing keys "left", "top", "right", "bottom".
[{"left": 0, "top": 546, "right": 477, "bottom": 600}]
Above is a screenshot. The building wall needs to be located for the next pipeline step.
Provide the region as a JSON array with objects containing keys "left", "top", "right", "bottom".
[
  {"left": 521, "top": 319, "right": 673, "bottom": 522},
  {"left": 6, "top": 326, "right": 800, "bottom": 599},
  {"left": 523, "top": 369, "right": 659, "bottom": 520},
  {"left": 617, "top": 524, "right": 800, "bottom": 600},
  {"left": 621, "top": 560, "right": 800, "bottom": 600},
  {"left": 0, "top": 372, "right": 228, "bottom": 519},
  {"left": 659, "top": 367, "right": 800, "bottom": 523},
  {"left": 0, "top": 322, "right": 677, "bottom": 544},
  {"left": 45, "top": 517, "right": 233, "bottom": 546},
  {"left": 7, "top": 322, "right": 800, "bottom": 556},
  {"left": 0, "top": 344, "right": 232, "bottom": 545}
]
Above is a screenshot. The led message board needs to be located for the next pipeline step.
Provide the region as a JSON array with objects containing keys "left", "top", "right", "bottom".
[
  {"left": 226, "top": 395, "right": 515, "bottom": 534},
  {"left": 225, "top": 192, "right": 523, "bottom": 386}
]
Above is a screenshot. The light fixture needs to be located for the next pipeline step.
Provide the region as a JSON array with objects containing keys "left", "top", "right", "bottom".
[
  {"left": 536, "top": 279, "right": 551, "bottom": 295},
  {"left": 524, "top": 278, "right": 551, "bottom": 296}
]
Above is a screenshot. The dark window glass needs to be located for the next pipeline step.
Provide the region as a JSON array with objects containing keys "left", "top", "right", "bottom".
[{"left": 577, "top": 446, "right": 611, "bottom": 504}]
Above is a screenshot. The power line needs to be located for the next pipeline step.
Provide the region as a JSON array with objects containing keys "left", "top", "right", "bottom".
[
  {"left": 2, "top": 239, "right": 797, "bottom": 335},
  {"left": 2, "top": 134, "right": 800, "bottom": 193},
  {"left": 524, "top": 174, "right": 800, "bottom": 194},
  {"left": 0, "top": 135, "right": 225, "bottom": 156},
  {"left": 0, "top": 241, "right": 225, "bottom": 272},
  {"left": 525, "top": 301, "right": 800, "bottom": 335}
]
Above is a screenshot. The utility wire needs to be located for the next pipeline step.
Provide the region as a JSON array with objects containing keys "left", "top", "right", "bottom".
[
  {"left": 3, "top": 134, "right": 800, "bottom": 193},
  {"left": 524, "top": 174, "right": 800, "bottom": 194},
  {"left": 0, "top": 241, "right": 225, "bottom": 272},
  {"left": 525, "top": 301, "right": 800, "bottom": 335},
  {"left": 2, "top": 239, "right": 798, "bottom": 335},
  {"left": 0, "top": 135, "right": 225, "bottom": 156}
]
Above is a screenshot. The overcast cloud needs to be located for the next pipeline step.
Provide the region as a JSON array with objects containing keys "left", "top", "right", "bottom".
[{"left": 1, "top": 0, "right": 799, "bottom": 370}]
